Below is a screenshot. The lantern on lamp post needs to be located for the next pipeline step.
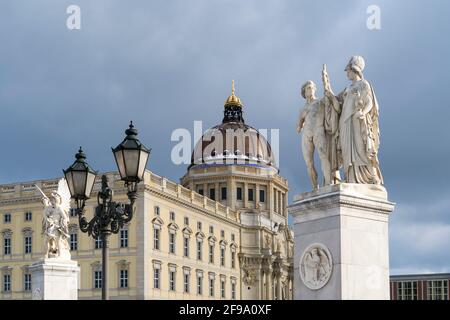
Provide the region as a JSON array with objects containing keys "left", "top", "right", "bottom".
[
  {"left": 112, "top": 121, "right": 150, "bottom": 194},
  {"left": 63, "top": 122, "right": 150, "bottom": 300},
  {"left": 63, "top": 147, "right": 97, "bottom": 210}
]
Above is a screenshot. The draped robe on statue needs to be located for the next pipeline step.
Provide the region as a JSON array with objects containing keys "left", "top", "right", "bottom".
[
  {"left": 337, "top": 79, "right": 383, "bottom": 184},
  {"left": 324, "top": 96, "right": 341, "bottom": 184}
]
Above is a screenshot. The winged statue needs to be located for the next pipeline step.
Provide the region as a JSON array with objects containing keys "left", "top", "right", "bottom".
[{"left": 35, "top": 178, "right": 72, "bottom": 259}]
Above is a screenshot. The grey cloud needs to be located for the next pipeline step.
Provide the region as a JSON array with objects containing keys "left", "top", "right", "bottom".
[{"left": 0, "top": 0, "right": 449, "bottom": 274}]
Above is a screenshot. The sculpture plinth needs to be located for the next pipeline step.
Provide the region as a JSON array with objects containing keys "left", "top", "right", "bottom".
[
  {"left": 30, "top": 258, "right": 79, "bottom": 300},
  {"left": 288, "top": 183, "right": 395, "bottom": 300}
]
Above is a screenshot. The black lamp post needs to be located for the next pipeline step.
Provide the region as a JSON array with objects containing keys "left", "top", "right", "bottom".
[{"left": 63, "top": 122, "right": 150, "bottom": 300}]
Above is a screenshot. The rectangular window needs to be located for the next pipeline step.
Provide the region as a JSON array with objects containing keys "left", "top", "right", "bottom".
[
  {"left": 169, "top": 233, "right": 176, "bottom": 254},
  {"left": 197, "top": 222, "right": 202, "bottom": 230},
  {"left": 170, "top": 211, "right": 175, "bottom": 221},
  {"left": 94, "top": 271, "right": 102, "bottom": 289},
  {"left": 119, "top": 269, "right": 128, "bottom": 288},
  {"left": 25, "top": 212, "right": 32, "bottom": 221},
  {"left": 209, "top": 188, "right": 216, "bottom": 200},
  {"left": 397, "top": 281, "right": 418, "bottom": 300},
  {"left": 4, "top": 213, "right": 11, "bottom": 223},
  {"left": 184, "top": 217, "right": 189, "bottom": 225},
  {"left": 198, "top": 189, "right": 204, "bottom": 196},
  {"left": 221, "top": 280, "right": 226, "bottom": 298},
  {"left": 183, "top": 237, "right": 189, "bottom": 257},
  {"left": 209, "top": 278, "right": 214, "bottom": 297},
  {"left": 120, "top": 228, "right": 128, "bottom": 248},
  {"left": 220, "top": 247, "right": 225, "bottom": 267},
  {"left": 231, "top": 233, "right": 235, "bottom": 242},
  {"left": 24, "top": 236, "right": 32, "bottom": 254},
  {"left": 259, "top": 190, "right": 265, "bottom": 202},
  {"left": 70, "top": 208, "right": 77, "bottom": 217},
  {"left": 427, "top": 280, "right": 449, "bottom": 300},
  {"left": 221, "top": 187, "right": 227, "bottom": 200},
  {"left": 95, "top": 237, "right": 102, "bottom": 249},
  {"left": 231, "top": 251, "right": 236, "bottom": 269},
  {"left": 153, "top": 268, "right": 160, "bottom": 289},
  {"left": 197, "top": 240, "right": 202, "bottom": 260},
  {"left": 184, "top": 274, "right": 190, "bottom": 293},
  {"left": 154, "top": 206, "right": 160, "bottom": 216},
  {"left": 236, "top": 187, "right": 242, "bottom": 201},
  {"left": 209, "top": 244, "right": 214, "bottom": 263},
  {"left": 197, "top": 275, "right": 203, "bottom": 295},
  {"left": 24, "top": 273, "right": 32, "bottom": 291},
  {"left": 231, "top": 282, "right": 236, "bottom": 300},
  {"left": 3, "top": 274, "right": 11, "bottom": 292},
  {"left": 248, "top": 188, "right": 254, "bottom": 201},
  {"left": 70, "top": 233, "right": 77, "bottom": 251},
  {"left": 4, "top": 238, "right": 11, "bottom": 255},
  {"left": 153, "top": 228, "right": 160, "bottom": 250},
  {"left": 169, "top": 271, "right": 176, "bottom": 291},
  {"left": 209, "top": 225, "right": 214, "bottom": 234},
  {"left": 221, "top": 230, "right": 225, "bottom": 238}
]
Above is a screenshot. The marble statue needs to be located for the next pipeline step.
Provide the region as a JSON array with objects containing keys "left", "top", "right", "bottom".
[
  {"left": 35, "top": 179, "right": 71, "bottom": 259},
  {"left": 298, "top": 56, "right": 383, "bottom": 188},
  {"left": 297, "top": 81, "right": 332, "bottom": 190},
  {"left": 264, "top": 234, "right": 272, "bottom": 249},
  {"left": 325, "top": 56, "right": 383, "bottom": 184},
  {"left": 300, "top": 243, "right": 332, "bottom": 290}
]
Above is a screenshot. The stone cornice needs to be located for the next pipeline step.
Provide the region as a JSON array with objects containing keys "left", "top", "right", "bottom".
[
  {"left": 0, "top": 196, "right": 42, "bottom": 206},
  {"left": 145, "top": 186, "right": 241, "bottom": 227},
  {"left": 289, "top": 188, "right": 395, "bottom": 216},
  {"left": 183, "top": 173, "right": 288, "bottom": 190}
]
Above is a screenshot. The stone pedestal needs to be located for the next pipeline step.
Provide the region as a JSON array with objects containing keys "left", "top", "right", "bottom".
[
  {"left": 30, "top": 258, "right": 80, "bottom": 300},
  {"left": 288, "top": 183, "right": 395, "bottom": 300}
]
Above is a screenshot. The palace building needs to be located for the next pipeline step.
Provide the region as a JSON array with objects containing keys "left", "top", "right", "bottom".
[{"left": 0, "top": 83, "right": 294, "bottom": 300}]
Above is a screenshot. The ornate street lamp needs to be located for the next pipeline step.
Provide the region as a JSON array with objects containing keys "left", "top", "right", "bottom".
[
  {"left": 63, "top": 147, "right": 97, "bottom": 210},
  {"left": 112, "top": 121, "right": 150, "bottom": 194},
  {"left": 63, "top": 122, "right": 150, "bottom": 300}
]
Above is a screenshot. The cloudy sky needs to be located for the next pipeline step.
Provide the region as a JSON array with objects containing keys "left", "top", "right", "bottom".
[{"left": 1, "top": 0, "right": 449, "bottom": 275}]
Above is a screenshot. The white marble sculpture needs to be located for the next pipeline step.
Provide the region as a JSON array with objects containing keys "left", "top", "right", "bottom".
[
  {"left": 35, "top": 179, "right": 71, "bottom": 260},
  {"left": 297, "top": 80, "right": 330, "bottom": 190},
  {"left": 299, "top": 243, "right": 332, "bottom": 290},
  {"left": 298, "top": 56, "right": 383, "bottom": 188}
]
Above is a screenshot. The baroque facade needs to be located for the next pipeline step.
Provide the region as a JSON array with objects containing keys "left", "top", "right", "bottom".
[
  {"left": 181, "top": 82, "right": 293, "bottom": 299},
  {"left": 0, "top": 84, "right": 293, "bottom": 300}
]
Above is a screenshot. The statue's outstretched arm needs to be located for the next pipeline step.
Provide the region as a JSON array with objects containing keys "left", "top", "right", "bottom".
[
  {"left": 322, "top": 64, "right": 342, "bottom": 113},
  {"left": 327, "top": 92, "right": 342, "bottom": 114}
]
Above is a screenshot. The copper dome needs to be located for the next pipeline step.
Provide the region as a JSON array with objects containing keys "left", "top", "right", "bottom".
[{"left": 190, "top": 82, "right": 277, "bottom": 171}]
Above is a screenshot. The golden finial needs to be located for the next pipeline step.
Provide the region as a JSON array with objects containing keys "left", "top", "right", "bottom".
[{"left": 225, "top": 80, "right": 243, "bottom": 107}]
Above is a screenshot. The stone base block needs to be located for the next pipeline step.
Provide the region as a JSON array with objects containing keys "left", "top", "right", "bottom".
[
  {"left": 288, "top": 183, "right": 395, "bottom": 300},
  {"left": 30, "top": 258, "right": 80, "bottom": 300}
]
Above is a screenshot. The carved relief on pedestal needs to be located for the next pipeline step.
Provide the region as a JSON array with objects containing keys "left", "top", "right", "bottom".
[{"left": 299, "top": 243, "right": 333, "bottom": 290}]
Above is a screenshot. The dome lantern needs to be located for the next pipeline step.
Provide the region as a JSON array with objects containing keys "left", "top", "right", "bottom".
[{"left": 223, "top": 80, "right": 245, "bottom": 123}]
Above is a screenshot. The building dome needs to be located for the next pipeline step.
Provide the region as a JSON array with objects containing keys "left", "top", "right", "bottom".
[{"left": 190, "top": 81, "right": 277, "bottom": 171}]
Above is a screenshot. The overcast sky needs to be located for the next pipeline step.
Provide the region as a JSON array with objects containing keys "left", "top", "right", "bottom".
[{"left": 1, "top": 0, "right": 449, "bottom": 275}]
